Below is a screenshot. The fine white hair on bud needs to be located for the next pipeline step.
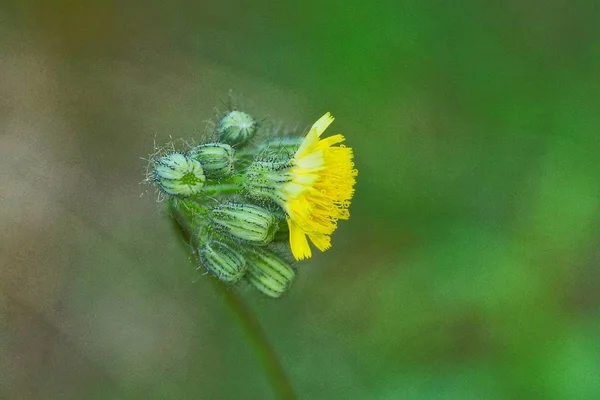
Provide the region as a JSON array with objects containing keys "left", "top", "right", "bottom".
[
  {"left": 199, "top": 241, "right": 247, "bottom": 283},
  {"left": 246, "top": 248, "right": 295, "bottom": 298},
  {"left": 154, "top": 152, "right": 206, "bottom": 197},
  {"left": 209, "top": 202, "right": 279, "bottom": 245},
  {"left": 188, "top": 143, "right": 235, "bottom": 179},
  {"left": 244, "top": 160, "right": 292, "bottom": 204},
  {"left": 218, "top": 110, "right": 258, "bottom": 148}
]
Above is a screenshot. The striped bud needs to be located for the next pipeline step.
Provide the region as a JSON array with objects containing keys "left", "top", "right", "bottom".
[
  {"left": 244, "top": 160, "right": 292, "bottom": 204},
  {"left": 199, "top": 241, "right": 247, "bottom": 283},
  {"left": 217, "top": 111, "right": 257, "bottom": 148},
  {"left": 189, "top": 143, "right": 235, "bottom": 179},
  {"left": 246, "top": 248, "right": 295, "bottom": 298},
  {"left": 154, "top": 153, "right": 205, "bottom": 197},
  {"left": 209, "top": 203, "right": 279, "bottom": 245}
]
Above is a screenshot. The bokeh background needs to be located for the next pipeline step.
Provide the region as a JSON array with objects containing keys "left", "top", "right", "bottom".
[{"left": 2, "top": 1, "right": 600, "bottom": 399}]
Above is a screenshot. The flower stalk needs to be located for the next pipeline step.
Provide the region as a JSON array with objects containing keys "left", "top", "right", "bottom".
[{"left": 169, "top": 204, "right": 296, "bottom": 399}]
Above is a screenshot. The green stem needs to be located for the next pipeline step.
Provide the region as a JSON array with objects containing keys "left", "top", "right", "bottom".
[
  {"left": 202, "top": 174, "right": 246, "bottom": 195},
  {"left": 169, "top": 205, "right": 297, "bottom": 399},
  {"left": 202, "top": 183, "right": 244, "bottom": 195}
]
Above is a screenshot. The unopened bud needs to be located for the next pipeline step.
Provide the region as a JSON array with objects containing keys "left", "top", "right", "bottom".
[
  {"left": 246, "top": 248, "right": 295, "bottom": 298},
  {"left": 189, "top": 143, "right": 235, "bottom": 179},
  {"left": 154, "top": 153, "right": 205, "bottom": 197},
  {"left": 218, "top": 111, "right": 258, "bottom": 147},
  {"left": 244, "top": 160, "right": 292, "bottom": 204},
  {"left": 199, "top": 241, "right": 247, "bottom": 283},
  {"left": 209, "top": 203, "right": 279, "bottom": 245}
]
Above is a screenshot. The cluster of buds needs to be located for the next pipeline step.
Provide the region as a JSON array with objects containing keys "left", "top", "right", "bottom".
[{"left": 150, "top": 110, "right": 297, "bottom": 298}]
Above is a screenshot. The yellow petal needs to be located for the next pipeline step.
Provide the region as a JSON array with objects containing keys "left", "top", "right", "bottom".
[
  {"left": 295, "top": 150, "right": 325, "bottom": 170},
  {"left": 288, "top": 219, "right": 312, "bottom": 260},
  {"left": 311, "top": 112, "right": 335, "bottom": 137},
  {"left": 308, "top": 233, "right": 331, "bottom": 252},
  {"left": 295, "top": 113, "right": 335, "bottom": 157},
  {"left": 315, "top": 134, "right": 345, "bottom": 151},
  {"left": 291, "top": 172, "right": 319, "bottom": 186},
  {"left": 283, "top": 182, "right": 307, "bottom": 198}
]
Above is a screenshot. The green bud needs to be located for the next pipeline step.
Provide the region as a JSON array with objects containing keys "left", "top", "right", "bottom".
[
  {"left": 218, "top": 111, "right": 258, "bottom": 148},
  {"left": 244, "top": 160, "right": 292, "bottom": 204},
  {"left": 189, "top": 143, "right": 235, "bottom": 179},
  {"left": 199, "top": 241, "right": 247, "bottom": 283},
  {"left": 209, "top": 202, "right": 279, "bottom": 245},
  {"left": 154, "top": 152, "right": 205, "bottom": 197},
  {"left": 246, "top": 248, "right": 295, "bottom": 298}
]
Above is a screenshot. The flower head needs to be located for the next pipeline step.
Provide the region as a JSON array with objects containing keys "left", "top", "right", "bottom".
[{"left": 246, "top": 113, "right": 357, "bottom": 260}]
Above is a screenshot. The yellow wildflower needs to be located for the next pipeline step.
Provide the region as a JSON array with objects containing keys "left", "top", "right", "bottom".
[{"left": 281, "top": 113, "right": 357, "bottom": 260}]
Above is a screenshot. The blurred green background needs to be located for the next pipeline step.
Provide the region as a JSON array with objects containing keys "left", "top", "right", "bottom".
[{"left": 1, "top": 1, "right": 600, "bottom": 399}]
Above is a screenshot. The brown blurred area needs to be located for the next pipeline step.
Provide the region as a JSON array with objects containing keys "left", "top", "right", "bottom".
[{"left": 0, "top": 3, "right": 311, "bottom": 398}]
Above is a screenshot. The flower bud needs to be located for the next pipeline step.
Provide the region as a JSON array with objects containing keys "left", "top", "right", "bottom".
[
  {"left": 154, "top": 153, "right": 205, "bottom": 197},
  {"left": 199, "top": 241, "right": 247, "bottom": 283},
  {"left": 209, "top": 203, "right": 279, "bottom": 245},
  {"left": 246, "top": 248, "right": 295, "bottom": 298},
  {"left": 244, "top": 160, "right": 292, "bottom": 204},
  {"left": 189, "top": 143, "right": 235, "bottom": 179},
  {"left": 217, "top": 110, "right": 258, "bottom": 147}
]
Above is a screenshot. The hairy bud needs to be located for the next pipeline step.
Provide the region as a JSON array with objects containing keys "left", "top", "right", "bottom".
[
  {"left": 209, "top": 202, "right": 279, "bottom": 245},
  {"left": 246, "top": 248, "right": 295, "bottom": 298},
  {"left": 244, "top": 160, "right": 292, "bottom": 204},
  {"left": 154, "top": 153, "right": 205, "bottom": 197},
  {"left": 217, "top": 111, "right": 258, "bottom": 148},
  {"left": 199, "top": 241, "right": 247, "bottom": 283},
  {"left": 189, "top": 143, "right": 235, "bottom": 179}
]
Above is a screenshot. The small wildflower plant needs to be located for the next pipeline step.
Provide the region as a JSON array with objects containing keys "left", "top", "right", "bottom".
[{"left": 145, "top": 104, "right": 358, "bottom": 298}]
